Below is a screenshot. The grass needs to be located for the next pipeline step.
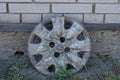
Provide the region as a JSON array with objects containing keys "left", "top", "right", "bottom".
[
  {"left": 53, "top": 66, "right": 71, "bottom": 80},
  {"left": 0, "top": 61, "right": 34, "bottom": 80},
  {"left": 0, "top": 61, "right": 23, "bottom": 80},
  {"left": 52, "top": 66, "right": 83, "bottom": 80},
  {"left": 9, "top": 62, "right": 21, "bottom": 71}
]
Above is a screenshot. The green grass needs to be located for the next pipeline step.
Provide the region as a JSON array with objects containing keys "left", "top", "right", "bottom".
[
  {"left": 52, "top": 66, "right": 83, "bottom": 80},
  {"left": 0, "top": 62, "right": 23, "bottom": 80},
  {"left": 9, "top": 62, "right": 21, "bottom": 71},
  {"left": 53, "top": 66, "right": 70, "bottom": 80}
]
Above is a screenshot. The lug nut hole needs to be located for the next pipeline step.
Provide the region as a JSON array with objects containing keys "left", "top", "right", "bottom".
[
  {"left": 64, "top": 47, "right": 70, "bottom": 53},
  {"left": 54, "top": 52, "right": 60, "bottom": 58},
  {"left": 49, "top": 42, "right": 55, "bottom": 48},
  {"left": 60, "top": 37, "right": 65, "bottom": 43}
]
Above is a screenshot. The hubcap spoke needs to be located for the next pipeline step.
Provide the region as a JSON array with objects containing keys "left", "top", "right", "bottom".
[
  {"left": 66, "top": 22, "right": 84, "bottom": 39},
  {"left": 35, "top": 55, "right": 56, "bottom": 73},
  {"left": 33, "top": 24, "right": 52, "bottom": 41},
  {"left": 28, "top": 43, "right": 47, "bottom": 55},
  {"left": 66, "top": 52, "right": 82, "bottom": 63},
  {"left": 57, "top": 55, "right": 70, "bottom": 66},
  {"left": 52, "top": 17, "right": 65, "bottom": 36},
  {"left": 70, "top": 39, "right": 91, "bottom": 51},
  {"left": 66, "top": 52, "right": 83, "bottom": 70}
]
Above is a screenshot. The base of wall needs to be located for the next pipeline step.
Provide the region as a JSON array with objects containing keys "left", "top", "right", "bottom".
[{"left": 0, "top": 24, "right": 120, "bottom": 32}]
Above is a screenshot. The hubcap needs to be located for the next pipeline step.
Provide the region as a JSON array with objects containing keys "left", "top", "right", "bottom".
[{"left": 28, "top": 17, "right": 91, "bottom": 75}]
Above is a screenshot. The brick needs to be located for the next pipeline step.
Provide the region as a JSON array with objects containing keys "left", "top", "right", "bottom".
[
  {"left": 64, "top": 14, "right": 83, "bottom": 23},
  {"left": 0, "top": 0, "right": 32, "bottom": 2},
  {"left": 9, "top": 4, "right": 50, "bottom": 13},
  {"left": 78, "top": 0, "right": 118, "bottom": 3},
  {"left": 0, "top": 3, "right": 6, "bottom": 13},
  {"left": 119, "top": 0, "right": 120, "bottom": 3},
  {"left": 105, "top": 14, "right": 120, "bottom": 23},
  {"left": 22, "top": 14, "right": 41, "bottom": 23},
  {"left": 0, "top": 14, "right": 20, "bottom": 23},
  {"left": 96, "top": 4, "right": 120, "bottom": 13},
  {"left": 52, "top": 4, "right": 92, "bottom": 13},
  {"left": 84, "top": 14, "right": 104, "bottom": 23},
  {"left": 35, "top": 0, "right": 75, "bottom": 2},
  {"left": 43, "top": 14, "right": 62, "bottom": 21}
]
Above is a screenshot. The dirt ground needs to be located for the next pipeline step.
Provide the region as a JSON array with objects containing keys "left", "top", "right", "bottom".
[
  {"left": 0, "top": 30, "right": 120, "bottom": 80},
  {"left": 0, "top": 48, "right": 120, "bottom": 80}
]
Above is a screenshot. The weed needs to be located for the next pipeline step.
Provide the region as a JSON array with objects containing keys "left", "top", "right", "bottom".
[
  {"left": 52, "top": 66, "right": 83, "bottom": 80},
  {"left": 9, "top": 62, "right": 21, "bottom": 71},
  {"left": 53, "top": 66, "right": 70, "bottom": 80}
]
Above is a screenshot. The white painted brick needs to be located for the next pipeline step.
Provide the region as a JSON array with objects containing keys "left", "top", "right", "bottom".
[
  {"left": 105, "top": 14, "right": 120, "bottom": 23},
  {"left": 0, "top": 14, "right": 20, "bottom": 23},
  {"left": 0, "top": 0, "right": 32, "bottom": 2},
  {"left": 96, "top": 4, "right": 120, "bottom": 13},
  {"left": 22, "top": 14, "right": 41, "bottom": 23},
  {"left": 0, "top": 3, "right": 6, "bottom": 13},
  {"left": 52, "top": 4, "right": 92, "bottom": 13},
  {"left": 9, "top": 4, "right": 50, "bottom": 13},
  {"left": 84, "top": 14, "right": 104, "bottom": 23},
  {"left": 43, "top": 14, "right": 62, "bottom": 21},
  {"left": 78, "top": 0, "right": 118, "bottom": 3},
  {"left": 35, "top": 0, "right": 75, "bottom": 2},
  {"left": 64, "top": 14, "right": 83, "bottom": 23}
]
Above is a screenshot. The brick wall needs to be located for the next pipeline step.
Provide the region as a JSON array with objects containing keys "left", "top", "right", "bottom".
[{"left": 0, "top": 0, "right": 120, "bottom": 23}]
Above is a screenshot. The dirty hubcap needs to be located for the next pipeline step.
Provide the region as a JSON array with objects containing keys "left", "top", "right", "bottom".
[{"left": 28, "top": 17, "right": 91, "bottom": 75}]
